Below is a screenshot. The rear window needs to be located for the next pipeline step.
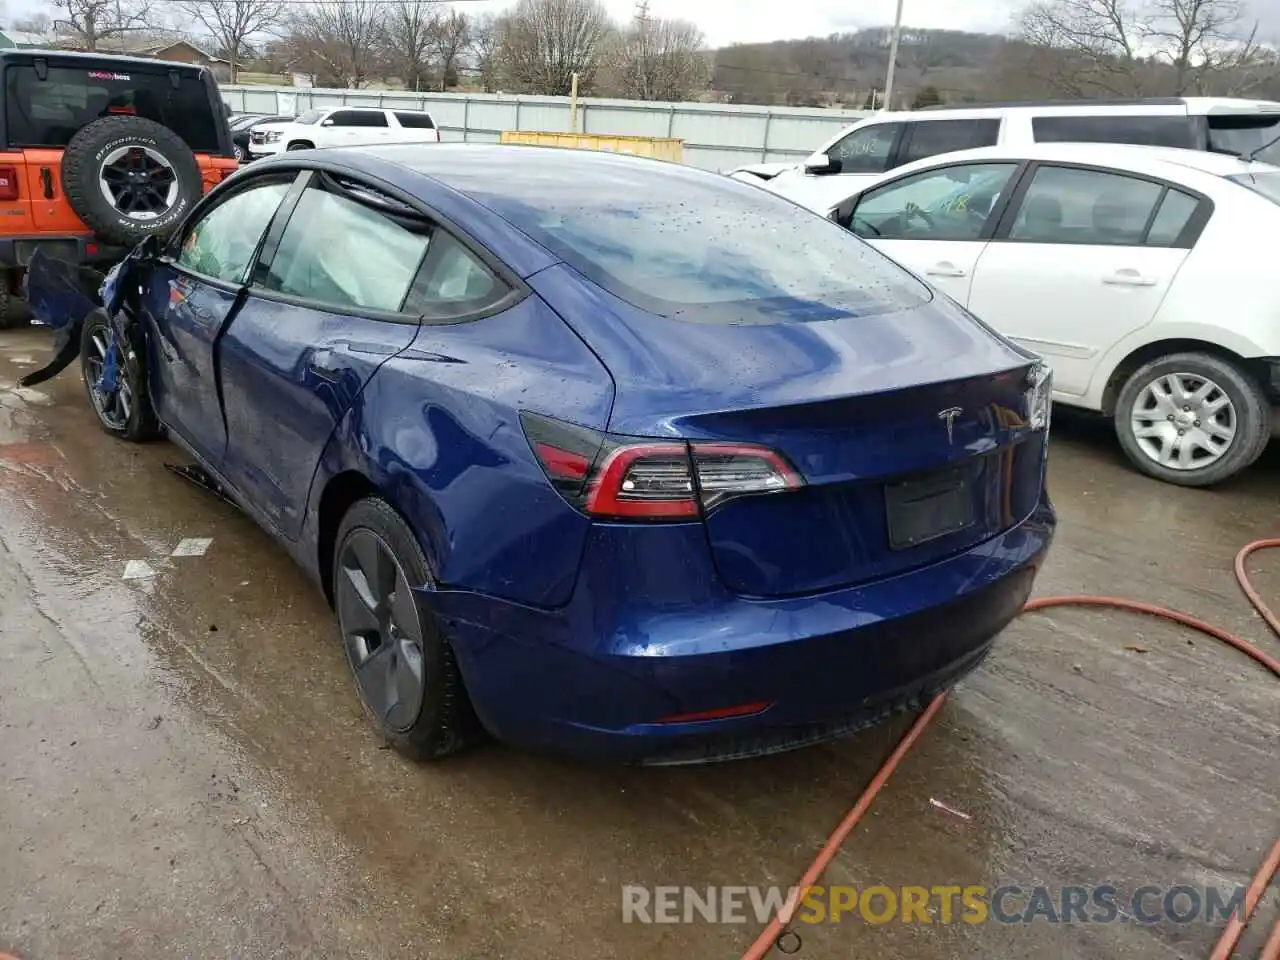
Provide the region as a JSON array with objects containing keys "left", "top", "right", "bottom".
[
  {"left": 4, "top": 64, "right": 221, "bottom": 152},
  {"left": 394, "top": 111, "right": 435, "bottom": 129},
  {"left": 1227, "top": 171, "right": 1280, "bottom": 205},
  {"left": 449, "top": 164, "right": 932, "bottom": 324},
  {"left": 1032, "top": 115, "right": 1198, "bottom": 149},
  {"left": 1208, "top": 116, "right": 1280, "bottom": 164}
]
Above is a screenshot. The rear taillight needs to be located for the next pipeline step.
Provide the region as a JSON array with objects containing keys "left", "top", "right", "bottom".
[
  {"left": 0, "top": 166, "right": 18, "bottom": 202},
  {"left": 521, "top": 412, "right": 804, "bottom": 521}
]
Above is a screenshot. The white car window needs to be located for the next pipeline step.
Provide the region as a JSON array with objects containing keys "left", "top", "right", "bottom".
[
  {"left": 178, "top": 180, "right": 291, "bottom": 283},
  {"left": 260, "top": 186, "right": 429, "bottom": 312},
  {"left": 827, "top": 123, "right": 903, "bottom": 174},
  {"left": 852, "top": 162, "right": 1019, "bottom": 241},
  {"left": 1008, "top": 165, "right": 1165, "bottom": 245}
]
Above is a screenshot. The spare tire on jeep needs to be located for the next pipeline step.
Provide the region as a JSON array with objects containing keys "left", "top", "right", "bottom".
[{"left": 61, "top": 116, "right": 202, "bottom": 247}]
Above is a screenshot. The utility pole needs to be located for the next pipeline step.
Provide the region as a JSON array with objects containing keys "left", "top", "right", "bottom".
[{"left": 882, "top": 0, "right": 905, "bottom": 111}]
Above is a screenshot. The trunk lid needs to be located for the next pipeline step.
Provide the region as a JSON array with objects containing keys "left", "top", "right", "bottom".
[{"left": 528, "top": 266, "right": 1047, "bottom": 598}]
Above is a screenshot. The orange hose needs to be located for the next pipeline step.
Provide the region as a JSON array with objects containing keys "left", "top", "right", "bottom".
[{"left": 741, "top": 540, "right": 1280, "bottom": 960}]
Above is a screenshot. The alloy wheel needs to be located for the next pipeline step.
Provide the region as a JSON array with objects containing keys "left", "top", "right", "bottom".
[
  {"left": 97, "top": 145, "right": 180, "bottom": 221},
  {"left": 1129, "top": 372, "right": 1236, "bottom": 471},
  {"left": 335, "top": 528, "right": 427, "bottom": 734},
  {"left": 84, "top": 328, "right": 132, "bottom": 430}
]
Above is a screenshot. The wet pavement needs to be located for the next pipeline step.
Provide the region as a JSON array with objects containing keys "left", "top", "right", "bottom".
[{"left": 0, "top": 325, "right": 1276, "bottom": 960}]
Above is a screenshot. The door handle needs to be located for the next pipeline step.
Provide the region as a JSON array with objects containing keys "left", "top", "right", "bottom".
[
  {"left": 39, "top": 167, "right": 54, "bottom": 199},
  {"left": 1103, "top": 270, "right": 1157, "bottom": 287},
  {"left": 926, "top": 262, "right": 967, "bottom": 278}
]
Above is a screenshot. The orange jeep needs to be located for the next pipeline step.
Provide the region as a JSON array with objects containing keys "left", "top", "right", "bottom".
[{"left": 0, "top": 49, "right": 239, "bottom": 327}]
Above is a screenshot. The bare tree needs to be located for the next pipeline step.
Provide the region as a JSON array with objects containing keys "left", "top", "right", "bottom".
[
  {"left": 604, "top": 11, "right": 708, "bottom": 101},
  {"left": 176, "top": 0, "right": 283, "bottom": 82},
  {"left": 500, "top": 0, "right": 612, "bottom": 95},
  {"left": 12, "top": 12, "right": 57, "bottom": 40},
  {"left": 1018, "top": 0, "right": 1270, "bottom": 96},
  {"left": 468, "top": 12, "right": 503, "bottom": 92},
  {"left": 382, "top": 0, "right": 436, "bottom": 92},
  {"left": 51, "top": 0, "right": 151, "bottom": 50},
  {"left": 429, "top": 7, "right": 470, "bottom": 91},
  {"left": 287, "top": 0, "right": 384, "bottom": 88}
]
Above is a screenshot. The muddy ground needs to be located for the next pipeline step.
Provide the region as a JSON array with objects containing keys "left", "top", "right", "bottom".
[{"left": 0, "top": 326, "right": 1276, "bottom": 960}]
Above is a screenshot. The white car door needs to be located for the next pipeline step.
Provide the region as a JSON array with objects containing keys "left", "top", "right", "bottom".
[
  {"left": 841, "top": 159, "right": 1025, "bottom": 305},
  {"left": 966, "top": 163, "right": 1198, "bottom": 399}
]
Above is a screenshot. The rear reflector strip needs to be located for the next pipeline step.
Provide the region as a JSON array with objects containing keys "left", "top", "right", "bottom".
[{"left": 654, "top": 701, "right": 774, "bottom": 724}]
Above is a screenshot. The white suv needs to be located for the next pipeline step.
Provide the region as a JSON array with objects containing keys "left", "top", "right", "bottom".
[
  {"left": 249, "top": 106, "right": 440, "bottom": 157},
  {"left": 739, "top": 97, "right": 1280, "bottom": 213}
]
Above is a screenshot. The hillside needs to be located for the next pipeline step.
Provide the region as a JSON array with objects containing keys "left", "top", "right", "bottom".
[{"left": 710, "top": 27, "right": 1280, "bottom": 108}]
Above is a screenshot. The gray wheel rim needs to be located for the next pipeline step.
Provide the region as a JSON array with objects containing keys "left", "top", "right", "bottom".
[
  {"left": 98, "top": 145, "right": 180, "bottom": 221},
  {"left": 84, "top": 328, "right": 132, "bottom": 430},
  {"left": 336, "top": 528, "right": 426, "bottom": 734},
  {"left": 1129, "top": 372, "right": 1236, "bottom": 471}
]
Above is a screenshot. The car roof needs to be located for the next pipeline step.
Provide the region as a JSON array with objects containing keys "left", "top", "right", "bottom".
[
  {"left": 0, "top": 47, "right": 211, "bottom": 74},
  {"left": 882, "top": 142, "right": 1272, "bottom": 180},
  {"left": 871, "top": 96, "right": 1280, "bottom": 121}
]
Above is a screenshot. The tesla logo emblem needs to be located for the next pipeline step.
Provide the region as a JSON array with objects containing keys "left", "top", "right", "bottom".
[{"left": 938, "top": 407, "right": 962, "bottom": 443}]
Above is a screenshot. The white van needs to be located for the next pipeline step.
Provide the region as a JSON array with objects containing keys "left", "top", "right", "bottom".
[{"left": 737, "top": 97, "right": 1280, "bottom": 212}]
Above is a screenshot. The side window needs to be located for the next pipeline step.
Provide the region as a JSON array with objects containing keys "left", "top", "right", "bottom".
[
  {"left": 259, "top": 185, "right": 430, "bottom": 312},
  {"left": 1031, "top": 115, "right": 1198, "bottom": 149},
  {"left": 827, "top": 123, "right": 903, "bottom": 174},
  {"left": 899, "top": 118, "right": 1001, "bottom": 166},
  {"left": 177, "top": 180, "right": 291, "bottom": 283},
  {"left": 329, "top": 110, "right": 387, "bottom": 127},
  {"left": 850, "top": 162, "right": 1019, "bottom": 241},
  {"left": 1007, "top": 166, "right": 1165, "bottom": 245},
  {"left": 393, "top": 111, "right": 436, "bottom": 129}
]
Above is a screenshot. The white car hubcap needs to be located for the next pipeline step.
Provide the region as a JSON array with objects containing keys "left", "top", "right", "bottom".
[{"left": 1130, "top": 372, "right": 1236, "bottom": 471}]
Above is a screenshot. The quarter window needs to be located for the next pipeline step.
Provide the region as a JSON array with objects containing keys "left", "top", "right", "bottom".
[
  {"left": 259, "top": 185, "right": 430, "bottom": 312},
  {"left": 1146, "top": 189, "right": 1200, "bottom": 246},
  {"left": 851, "top": 162, "right": 1019, "bottom": 241},
  {"left": 177, "top": 180, "right": 290, "bottom": 283},
  {"left": 1031, "top": 115, "right": 1197, "bottom": 149},
  {"left": 899, "top": 118, "right": 1001, "bottom": 166},
  {"left": 827, "top": 123, "right": 903, "bottom": 174},
  {"left": 393, "top": 111, "right": 436, "bottom": 129},
  {"left": 1007, "top": 166, "right": 1166, "bottom": 246}
]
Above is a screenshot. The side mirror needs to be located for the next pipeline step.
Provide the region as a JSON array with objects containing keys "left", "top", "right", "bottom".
[
  {"left": 804, "top": 153, "right": 841, "bottom": 176},
  {"left": 321, "top": 118, "right": 335, "bottom": 126}
]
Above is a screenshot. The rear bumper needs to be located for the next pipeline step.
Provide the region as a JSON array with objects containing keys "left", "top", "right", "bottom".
[
  {"left": 424, "top": 496, "right": 1055, "bottom": 764},
  {"left": 0, "top": 235, "right": 128, "bottom": 270}
]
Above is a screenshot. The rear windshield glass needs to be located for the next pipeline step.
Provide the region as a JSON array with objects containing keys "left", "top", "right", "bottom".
[
  {"left": 1227, "top": 171, "right": 1280, "bottom": 205},
  {"left": 449, "top": 164, "right": 932, "bottom": 323},
  {"left": 5, "top": 64, "right": 221, "bottom": 152},
  {"left": 1208, "top": 116, "right": 1280, "bottom": 164}
]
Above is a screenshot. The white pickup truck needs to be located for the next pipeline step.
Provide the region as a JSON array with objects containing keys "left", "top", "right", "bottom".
[{"left": 248, "top": 106, "right": 440, "bottom": 157}]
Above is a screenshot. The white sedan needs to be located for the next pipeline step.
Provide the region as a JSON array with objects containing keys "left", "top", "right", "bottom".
[{"left": 825, "top": 142, "right": 1280, "bottom": 487}]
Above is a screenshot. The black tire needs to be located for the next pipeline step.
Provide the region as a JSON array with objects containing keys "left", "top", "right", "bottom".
[
  {"left": 1113, "top": 352, "right": 1270, "bottom": 487},
  {"left": 286, "top": 140, "right": 314, "bottom": 151},
  {"left": 0, "top": 269, "right": 31, "bottom": 330},
  {"left": 61, "top": 116, "right": 202, "bottom": 246},
  {"left": 79, "top": 308, "right": 160, "bottom": 442},
  {"left": 333, "top": 497, "right": 481, "bottom": 760},
  {"left": 233, "top": 142, "right": 248, "bottom": 163}
]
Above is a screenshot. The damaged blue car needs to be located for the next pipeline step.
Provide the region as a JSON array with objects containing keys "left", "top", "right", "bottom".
[{"left": 24, "top": 144, "right": 1055, "bottom": 764}]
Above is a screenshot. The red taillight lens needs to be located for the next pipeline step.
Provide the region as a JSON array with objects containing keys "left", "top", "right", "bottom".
[
  {"left": 0, "top": 165, "right": 19, "bottom": 202},
  {"left": 520, "top": 413, "right": 804, "bottom": 521}
]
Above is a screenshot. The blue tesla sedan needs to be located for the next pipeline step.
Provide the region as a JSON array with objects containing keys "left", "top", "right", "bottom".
[{"left": 29, "top": 144, "right": 1055, "bottom": 764}]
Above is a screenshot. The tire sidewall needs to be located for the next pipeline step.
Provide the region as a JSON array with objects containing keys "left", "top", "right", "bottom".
[
  {"left": 79, "top": 309, "right": 150, "bottom": 439},
  {"left": 333, "top": 498, "right": 465, "bottom": 756},
  {"left": 1114, "top": 353, "right": 1269, "bottom": 487},
  {"left": 88, "top": 133, "right": 193, "bottom": 238}
]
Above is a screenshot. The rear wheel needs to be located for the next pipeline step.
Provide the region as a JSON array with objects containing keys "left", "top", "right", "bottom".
[
  {"left": 333, "top": 497, "right": 480, "bottom": 760},
  {"left": 1113, "top": 352, "right": 1270, "bottom": 487},
  {"left": 79, "top": 308, "right": 160, "bottom": 441}
]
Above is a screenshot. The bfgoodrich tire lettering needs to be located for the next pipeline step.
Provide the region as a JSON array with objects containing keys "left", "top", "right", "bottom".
[
  {"left": 1114, "top": 351, "right": 1270, "bottom": 487},
  {"left": 61, "top": 116, "right": 202, "bottom": 246},
  {"left": 333, "top": 497, "right": 481, "bottom": 760}
]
